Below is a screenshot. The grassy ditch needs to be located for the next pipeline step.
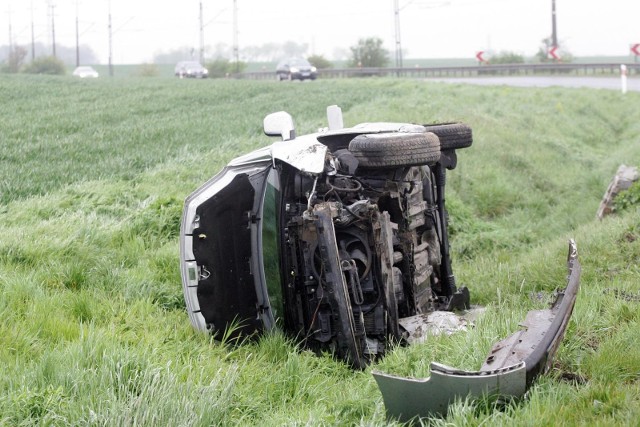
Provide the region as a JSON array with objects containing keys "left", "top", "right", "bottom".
[{"left": 0, "top": 74, "right": 639, "bottom": 425}]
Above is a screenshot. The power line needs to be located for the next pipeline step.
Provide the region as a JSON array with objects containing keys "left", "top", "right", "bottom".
[
  {"left": 204, "top": 8, "right": 227, "bottom": 27},
  {"left": 79, "top": 22, "right": 95, "bottom": 37},
  {"left": 394, "top": 1, "right": 450, "bottom": 68}
]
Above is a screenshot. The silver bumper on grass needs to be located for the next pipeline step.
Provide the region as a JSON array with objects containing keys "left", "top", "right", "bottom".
[{"left": 373, "top": 240, "right": 581, "bottom": 421}]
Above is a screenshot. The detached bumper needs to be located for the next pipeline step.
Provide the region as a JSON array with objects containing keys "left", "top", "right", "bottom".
[{"left": 373, "top": 240, "right": 581, "bottom": 421}]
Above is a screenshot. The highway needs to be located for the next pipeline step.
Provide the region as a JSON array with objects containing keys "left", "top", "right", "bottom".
[{"left": 428, "top": 76, "right": 640, "bottom": 92}]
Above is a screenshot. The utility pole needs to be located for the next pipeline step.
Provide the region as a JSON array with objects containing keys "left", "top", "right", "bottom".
[
  {"left": 108, "top": 0, "right": 113, "bottom": 76},
  {"left": 75, "top": 1, "right": 80, "bottom": 66},
  {"left": 30, "top": 0, "right": 36, "bottom": 60},
  {"left": 393, "top": 0, "right": 402, "bottom": 68},
  {"left": 393, "top": 1, "right": 450, "bottom": 69},
  {"left": 199, "top": 1, "right": 204, "bottom": 65},
  {"left": 551, "top": 0, "right": 558, "bottom": 49},
  {"left": 233, "top": 0, "right": 239, "bottom": 73},
  {"left": 50, "top": 1, "right": 57, "bottom": 57},
  {"left": 7, "top": 5, "right": 13, "bottom": 55}
]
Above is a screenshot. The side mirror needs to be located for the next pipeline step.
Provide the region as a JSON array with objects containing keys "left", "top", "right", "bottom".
[{"left": 264, "top": 111, "right": 296, "bottom": 141}]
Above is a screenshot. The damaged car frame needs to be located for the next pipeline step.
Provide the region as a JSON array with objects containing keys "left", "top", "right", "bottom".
[
  {"left": 179, "top": 106, "right": 580, "bottom": 419},
  {"left": 181, "top": 106, "right": 471, "bottom": 366}
]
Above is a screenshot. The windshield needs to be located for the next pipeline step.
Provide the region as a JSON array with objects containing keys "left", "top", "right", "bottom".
[
  {"left": 289, "top": 58, "right": 310, "bottom": 67},
  {"left": 182, "top": 62, "right": 202, "bottom": 68}
]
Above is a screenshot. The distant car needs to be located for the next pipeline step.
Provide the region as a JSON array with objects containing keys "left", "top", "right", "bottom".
[
  {"left": 276, "top": 57, "right": 317, "bottom": 81},
  {"left": 72, "top": 66, "right": 99, "bottom": 78},
  {"left": 175, "top": 61, "right": 209, "bottom": 78}
]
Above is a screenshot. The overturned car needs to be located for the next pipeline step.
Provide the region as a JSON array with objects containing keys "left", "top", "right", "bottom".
[
  {"left": 179, "top": 106, "right": 580, "bottom": 419},
  {"left": 180, "top": 106, "right": 472, "bottom": 367}
]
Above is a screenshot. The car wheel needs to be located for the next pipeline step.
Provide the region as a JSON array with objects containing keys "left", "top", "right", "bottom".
[
  {"left": 348, "top": 132, "right": 441, "bottom": 168},
  {"left": 422, "top": 123, "right": 473, "bottom": 150}
]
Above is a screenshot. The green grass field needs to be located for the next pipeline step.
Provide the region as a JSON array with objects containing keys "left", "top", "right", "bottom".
[{"left": 1, "top": 74, "right": 639, "bottom": 426}]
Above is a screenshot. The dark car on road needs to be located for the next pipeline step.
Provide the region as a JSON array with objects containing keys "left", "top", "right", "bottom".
[{"left": 276, "top": 57, "right": 317, "bottom": 81}]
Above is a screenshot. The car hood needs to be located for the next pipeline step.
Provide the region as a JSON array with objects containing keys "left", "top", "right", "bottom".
[{"left": 180, "top": 134, "right": 329, "bottom": 337}]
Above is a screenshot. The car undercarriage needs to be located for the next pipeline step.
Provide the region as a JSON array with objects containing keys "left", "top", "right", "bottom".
[{"left": 276, "top": 144, "right": 469, "bottom": 368}]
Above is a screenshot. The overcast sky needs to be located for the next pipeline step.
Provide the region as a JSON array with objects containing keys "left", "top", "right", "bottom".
[{"left": 4, "top": 0, "right": 640, "bottom": 64}]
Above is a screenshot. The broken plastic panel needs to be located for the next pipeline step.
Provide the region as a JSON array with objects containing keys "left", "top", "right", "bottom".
[{"left": 373, "top": 239, "right": 581, "bottom": 421}]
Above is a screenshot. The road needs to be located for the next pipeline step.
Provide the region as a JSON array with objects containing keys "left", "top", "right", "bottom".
[{"left": 428, "top": 76, "right": 640, "bottom": 92}]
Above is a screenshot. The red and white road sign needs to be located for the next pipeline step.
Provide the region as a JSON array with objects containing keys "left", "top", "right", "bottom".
[
  {"left": 548, "top": 46, "right": 560, "bottom": 60},
  {"left": 475, "top": 51, "right": 486, "bottom": 63},
  {"left": 631, "top": 44, "right": 640, "bottom": 56}
]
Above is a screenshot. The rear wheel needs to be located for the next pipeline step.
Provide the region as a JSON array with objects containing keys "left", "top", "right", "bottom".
[
  {"left": 422, "top": 123, "right": 473, "bottom": 150},
  {"left": 348, "top": 132, "right": 441, "bottom": 168}
]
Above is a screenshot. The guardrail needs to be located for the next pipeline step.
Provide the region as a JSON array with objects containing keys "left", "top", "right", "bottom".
[{"left": 240, "top": 63, "right": 640, "bottom": 80}]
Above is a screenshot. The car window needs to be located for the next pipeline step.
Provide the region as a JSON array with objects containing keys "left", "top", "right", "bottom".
[
  {"left": 290, "top": 58, "right": 310, "bottom": 67},
  {"left": 262, "top": 170, "right": 283, "bottom": 319}
]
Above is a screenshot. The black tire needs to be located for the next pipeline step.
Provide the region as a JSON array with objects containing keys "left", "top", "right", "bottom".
[
  {"left": 348, "top": 132, "right": 441, "bottom": 168},
  {"left": 422, "top": 123, "right": 473, "bottom": 150}
]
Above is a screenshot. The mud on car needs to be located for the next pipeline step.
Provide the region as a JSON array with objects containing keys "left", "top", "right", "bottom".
[{"left": 179, "top": 107, "right": 473, "bottom": 368}]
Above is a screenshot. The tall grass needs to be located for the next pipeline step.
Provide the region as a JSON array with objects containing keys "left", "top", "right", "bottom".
[{"left": 1, "top": 74, "right": 639, "bottom": 425}]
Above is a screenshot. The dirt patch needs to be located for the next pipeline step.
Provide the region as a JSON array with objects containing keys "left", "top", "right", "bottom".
[
  {"left": 552, "top": 363, "right": 589, "bottom": 385},
  {"left": 604, "top": 288, "right": 640, "bottom": 303}
]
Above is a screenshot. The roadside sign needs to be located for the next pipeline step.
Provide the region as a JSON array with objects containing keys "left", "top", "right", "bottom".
[
  {"left": 475, "top": 51, "right": 486, "bottom": 63},
  {"left": 631, "top": 44, "right": 640, "bottom": 56},
  {"left": 548, "top": 46, "right": 560, "bottom": 60}
]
